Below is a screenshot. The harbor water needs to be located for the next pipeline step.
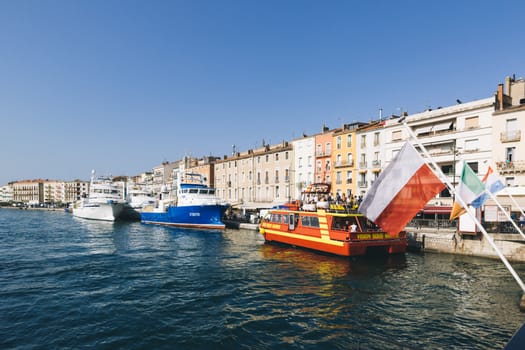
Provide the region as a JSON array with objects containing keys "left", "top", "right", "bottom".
[{"left": 1, "top": 209, "right": 524, "bottom": 349}]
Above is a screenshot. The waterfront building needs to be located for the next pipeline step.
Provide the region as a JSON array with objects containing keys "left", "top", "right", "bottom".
[
  {"left": 355, "top": 120, "right": 385, "bottom": 198},
  {"left": 383, "top": 97, "right": 496, "bottom": 214},
  {"left": 214, "top": 141, "right": 293, "bottom": 208},
  {"left": 0, "top": 185, "right": 13, "bottom": 203},
  {"left": 291, "top": 134, "right": 315, "bottom": 200},
  {"left": 314, "top": 126, "right": 335, "bottom": 184},
  {"left": 63, "top": 180, "right": 89, "bottom": 204},
  {"left": 331, "top": 122, "right": 365, "bottom": 199},
  {"left": 151, "top": 161, "right": 180, "bottom": 195},
  {"left": 491, "top": 76, "right": 525, "bottom": 210},
  {"left": 11, "top": 180, "right": 45, "bottom": 205},
  {"left": 184, "top": 156, "right": 219, "bottom": 188}
]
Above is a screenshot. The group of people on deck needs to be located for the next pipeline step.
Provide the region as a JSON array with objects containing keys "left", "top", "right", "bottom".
[{"left": 304, "top": 192, "right": 363, "bottom": 208}]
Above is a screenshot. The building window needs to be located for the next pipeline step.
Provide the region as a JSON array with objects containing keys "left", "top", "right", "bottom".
[
  {"left": 464, "top": 139, "right": 479, "bottom": 152},
  {"left": 465, "top": 116, "right": 479, "bottom": 129},
  {"left": 374, "top": 132, "right": 380, "bottom": 146},
  {"left": 506, "top": 147, "right": 516, "bottom": 163},
  {"left": 361, "top": 135, "right": 366, "bottom": 147},
  {"left": 467, "top": 162, "right": 478, "bottom": 174},
  {"left": 392, "top": 130, "right": 402, "bottom": 141},
  {"left": 326, "top": 142, "right": 331, "bottom": 155},
  {"left": 336, "top": 171, "right": 342, "bottom": 184},
  {"left": 347, "top": 153, "right": 353, "bottom": 165},
  {"left": 505, "top": 177, "right": 515, "bottom": 187},
  {"left": 336, "top": 136, "right": 341, "bottom": 150},
  {"left": 275, "top": 153, "right": 279, "bottom": 161},
  {"left": 346, "top": 134, "right": 352, "bottom": 147},
  {"left": 346, "top": 170, "right": 352, "bottom": 184}
]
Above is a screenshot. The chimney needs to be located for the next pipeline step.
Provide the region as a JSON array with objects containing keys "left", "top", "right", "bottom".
[
  {"left": 497, "top": 83, "right": 504, "bottom": 111},
  {"left": 505, "top": 76, "right": 512, "bottom": 96}
]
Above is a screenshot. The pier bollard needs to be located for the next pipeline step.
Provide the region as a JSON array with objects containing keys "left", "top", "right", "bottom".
[{"left": 520, "top": 293, "right": 525, "bottom": 312}]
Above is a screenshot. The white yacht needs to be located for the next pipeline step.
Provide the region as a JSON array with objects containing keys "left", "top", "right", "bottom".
[
  {"left": 121, "top": 186, "right": 156, "bottom": 220},
  {"left": 72, "top": 170, "right": 127, "bottom": 221}
]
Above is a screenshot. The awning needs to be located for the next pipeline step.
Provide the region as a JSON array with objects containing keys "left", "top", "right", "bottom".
[
  {"left": 421, "top": 205, "right": 452, "bottom": 214},
  {"left": 416, "top": 126, "right": 432, "bottom": 134},
  {"left": 433, "top": 122, "right": 453, "bottom": 132}
]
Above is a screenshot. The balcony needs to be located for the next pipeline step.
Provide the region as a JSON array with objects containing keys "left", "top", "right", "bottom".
[
  {"left": 372, "top": 160, "right": 381, "bottom": 167},
  {"left": 358, "top": 181, "right": 368, "bottom": 188},
  {"left": 359, "top": 161, "right": 367, "bottom": 168},
  {"left": 500, "top": 130, "right": 521, "bottom": 143},
  {"left": 496, "top": 160, "right": 525, "bottom": 174},
  {"left": 334, "top": 160, "right": 354, "bottom": 168}
]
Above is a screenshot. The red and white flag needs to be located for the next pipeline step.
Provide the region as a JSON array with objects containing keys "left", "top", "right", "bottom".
[{"left": 358, "top": 142, "right": 445, "bottom": 235}]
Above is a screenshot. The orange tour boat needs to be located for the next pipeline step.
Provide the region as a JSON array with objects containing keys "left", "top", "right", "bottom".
[{"left": 259, "top": 184, "right": 407, "bottom": 257}]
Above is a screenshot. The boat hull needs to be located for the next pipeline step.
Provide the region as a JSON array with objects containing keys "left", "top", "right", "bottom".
[
  {"left": 261, "top": 227, "right": 406, "bottom": 256},
  {"left": 72, "top": 202, "right": 126, "bottom": 222},
  {"left": 259, "top": 208, "right": 407, "bottom": 257},
  {"left": 141, "top": 204, "right": 228, "bottom": 229}
]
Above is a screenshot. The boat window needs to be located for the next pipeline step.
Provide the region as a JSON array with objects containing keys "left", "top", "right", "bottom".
[
  {"left": 189, "top": 189, "right": 198, "bottom": 194},
  {"left": 270, "top": 214, "right": 282, "bottom": 223},
  {"left": 199, "top": 189, "right": 208, "bottom": 194},
  {"left": 358, "top": 216, "right": 379, "bottom": 231},
  {"left": 300, "top": 216, "right": 320, "bottom": 228},
  {"left": 208, "top": 189, "right": 215, "bottom": 195},
  {"left": 332, "top": 217, "right": 349, "bottom": 230},
  {"left": 282, "top": 215, "right": 289, "bottom": 224}
]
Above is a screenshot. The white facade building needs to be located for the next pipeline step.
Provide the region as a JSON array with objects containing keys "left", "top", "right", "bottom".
[{"left": 291, "top": 135, "right": 315, "bottom": 199}]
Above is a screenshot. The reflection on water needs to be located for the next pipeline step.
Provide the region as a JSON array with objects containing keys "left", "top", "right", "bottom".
[{"left": 1, "top": 211, "right": 524, "bottom": 349}]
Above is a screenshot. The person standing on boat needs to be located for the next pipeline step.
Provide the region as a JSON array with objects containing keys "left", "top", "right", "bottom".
[{"left": 350, "top": 223, "right": 358, "bottom": 232}]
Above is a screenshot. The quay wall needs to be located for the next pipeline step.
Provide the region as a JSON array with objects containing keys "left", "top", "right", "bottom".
[{"left": 407, "top": 228, "right": 525, "bottom": 262}]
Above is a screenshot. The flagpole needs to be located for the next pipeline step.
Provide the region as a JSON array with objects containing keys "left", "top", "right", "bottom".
[
  {"left": 485, "top": 190, "right": 525, "bottom": 240},
  {"left": 399, "top": 119, "right": 525, "bottom": 293}
]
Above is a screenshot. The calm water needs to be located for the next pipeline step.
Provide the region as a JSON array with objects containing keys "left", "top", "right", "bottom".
[{"left": 1, "top": 209, "right": 524, "bottom": 349}]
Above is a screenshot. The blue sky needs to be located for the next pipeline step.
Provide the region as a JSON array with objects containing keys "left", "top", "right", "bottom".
[{"left": 1, "top": 0, "right": 524, "bottom": 185}]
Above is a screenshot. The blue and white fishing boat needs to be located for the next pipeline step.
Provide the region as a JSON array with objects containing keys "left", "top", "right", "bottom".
[{"left": 140, "top": 172, "right": 229, "bottom": 229}]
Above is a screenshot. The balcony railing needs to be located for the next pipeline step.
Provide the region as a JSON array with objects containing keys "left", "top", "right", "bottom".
[
  {"left": 334, "top": 160, "right": 354, "bottom": 168},
  {"left": 358, "top": 181, "right": 368, "bottom": 188},
  {"left": 496, "top": 160, "right": 525, "bottom": 174},
  {"left": 500, "top": 130, "right": 521, "bottom": 142},
  {"left": 372, "top": 160, "right": 381, "bottom": 167}
]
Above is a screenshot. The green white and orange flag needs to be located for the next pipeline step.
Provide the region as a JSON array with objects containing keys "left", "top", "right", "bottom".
[{"left": 449, "top": 162, "right": 485, "bottom": 220}]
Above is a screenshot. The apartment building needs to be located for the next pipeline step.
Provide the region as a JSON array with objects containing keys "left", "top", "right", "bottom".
[
  {"left": 314, "top": 126, "right": 335, "bottom": 184},
  {"left": 185, "top": 156, "right": 219, "bottom": 187},
  {"left": 492, "top": 76, "right": 525, "bottom": 209},
  {"left": 383, "top": 97, "right": 498, "bottom": 211},
  {"left": 0, "top": 185, "right": 13, "bottom": 203},
  {"left": 151, "top": 161, "right": 180, "bottom": 194},
  {"left": 331, "top": 122, "right": 365, "bottom": 198},
  {"left": 214, "top": 141, "right": 293, "bottom": 207},
  {"left": 291, "top": 135, "right": 315, "bottom": 199},
  {"left": 355, "top": 121, "right": 385, "bottom": 197}
]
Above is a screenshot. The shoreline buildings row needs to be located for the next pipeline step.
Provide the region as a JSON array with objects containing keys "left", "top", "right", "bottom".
[{"left": 2, "top": 76, "right": 524, "bottom": 216}]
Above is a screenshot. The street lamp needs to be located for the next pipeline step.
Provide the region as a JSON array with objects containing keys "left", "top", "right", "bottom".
[{"left": 453, "top": 143, "right": 462, "bottom": 200}]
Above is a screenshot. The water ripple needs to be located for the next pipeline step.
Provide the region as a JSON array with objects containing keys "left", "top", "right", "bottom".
[{"left": 0, "top": 209, "right": 524, "bottom": 349}]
